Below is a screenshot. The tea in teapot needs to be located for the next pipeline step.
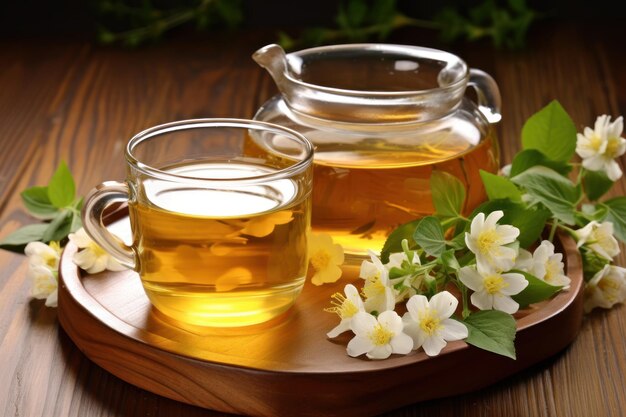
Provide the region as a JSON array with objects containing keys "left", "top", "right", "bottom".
[{"left": 253, "top": 44, "right": 501, "bottom": 260}]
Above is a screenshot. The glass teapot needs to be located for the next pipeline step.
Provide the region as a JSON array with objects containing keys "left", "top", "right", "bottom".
[{"left": 252, "top": 43, "right": 501, "bottom": 260}]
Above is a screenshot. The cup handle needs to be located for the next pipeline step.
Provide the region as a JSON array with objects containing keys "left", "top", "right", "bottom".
[
  {"left": 468, "top": 68, "right": 502, "bottom": 124},
  {"left": 81, "top": 181, "right": 136, "bottom": 269}
]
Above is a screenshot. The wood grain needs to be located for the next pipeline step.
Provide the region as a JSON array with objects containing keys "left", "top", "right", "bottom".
[
  {"left": 1, "top": 21, "right": 626, "bottom": 417},
  {"left": 57, "top": 219, "right": 583, "bottom": 417}
]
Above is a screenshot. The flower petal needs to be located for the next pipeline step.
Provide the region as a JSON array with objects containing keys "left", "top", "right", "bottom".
[
  {"left": 493, "top": 294, "right": 520, "bottom": 314},
  {"left": 45, "top": 290, "right": 58, "bottom": 307},
  {"left": 469, "top": 212, "right": 486, "bottom": 236},
  {"left": 377, "top": 310, "right": 403, "bottom": 333},
  {"left": 367, "top": 344, "right": 393, "bottom": 360},
  {"left": 429, "top": 291, "right": 458, "bottom": 319},
  {"left": 327, "top": 319, "right": 351, "bottom": 338},
  {"left": 484, "top": 210, "right": 504, "bottom": 229},
  {"left": 514, "top": 248, "right": 533, "bottom": 272},
  {"left": 347, "top": 336, "right": 373, "bottom": 357},
  {"left": 311, "top": 264, "right": 342, "bottom": 285},
  {"left": 439, "top": 319, "right": 468, "bottom": 341},
  {"left": 403, "top": 321, "right": 426, "bottom": 349},
  {"left": 422, "top": 335, "right": 447, "bottom": 356},
  {"left": 470, "top": 291, "right": 494, "bottom": 310},
  {"left": 405, "top": 294, "right": 429, "bottom": 320},
  {"left": 500, "top": 272, "right": 529, "bottom": 295},
  {"left": 390, "top": 332, "right": 413, "bottom": 354},
  {"left": 73, "top": 249, "right": 97, "bottom": 271},
  {"left": 496, "top": 224, "right": 520, "bottom": 243},
  {"left": 344, "top": 284, "right": 365, "bottom": 310},
  {"left": 359, "top": 260, "right": 379, "bottom": 279},
  {"left": 350, "top": 312, "right": 377, "bottom": 336},
  {"left": 459, "top": 266, "right": 483, "bottom": 292},
  {"left": 68, "top": 228, "right": 93, "bottom": 248}
]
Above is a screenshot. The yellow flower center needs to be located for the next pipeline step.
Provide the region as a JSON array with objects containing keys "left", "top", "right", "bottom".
[
  {"left": 605, "top": 137, "right": 620, "bottom": 157},
  {"left": 544, "top": 259, "right": 559, "bottom": 283},
  {"left": 310, "top": 250, "right": 331, "bottom": 271},
  {"left": 477, "top": 229, "right": 499, "bottom": 254},
  {"left": 590, "top": 134, "right": 604, "bottom": 152},
  {"left": 598, "top": 277, "right": 621, "bottom": 302},
  {"left": 484, "top": 274, "right": 507, "bottom": 295},
  {"left": 368, "top": 323, "right": 393, "bottom": 346},
  {"left": 325, "top": 293, "right": 359, "bottom": 319},
  {"left": 362, "top": 273, "right": 385, "bottom": 299},
  {"left": 44, "top": 254, "right": 57, "bottom": 268},
  {"left": 419, "top": 310, "right": 441, "bottom": 336},
  {"left": 88, "top": 243, "right": 107, "bottom": 258}
]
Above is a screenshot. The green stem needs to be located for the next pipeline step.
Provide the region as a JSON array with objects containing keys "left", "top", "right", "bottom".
[
  {"left": 548, "top": 219, "right": 559, "bottom": 242},
  {"left": 459, "top": 280, "right": 470, "bottom": 319},
  {"left": 105, "top": 0, "right": 214, "bottom": 44}
]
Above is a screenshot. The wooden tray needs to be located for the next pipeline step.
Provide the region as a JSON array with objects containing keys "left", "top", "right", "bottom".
[{"left": 58, "top": 212, "right": 584, "bottom": 417}]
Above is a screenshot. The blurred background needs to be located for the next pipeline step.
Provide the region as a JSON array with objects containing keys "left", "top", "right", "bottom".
[{"left": 1, "top": 0, "right": 622, "bottom": 50}]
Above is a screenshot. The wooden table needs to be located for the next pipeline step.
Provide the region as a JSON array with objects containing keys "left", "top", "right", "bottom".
[{"left": 1, "top": 21, "right": 625, "bottom": 417}]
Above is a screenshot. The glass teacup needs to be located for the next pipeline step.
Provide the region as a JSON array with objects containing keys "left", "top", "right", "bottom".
[{"left": 82, "top": 119, "right": 313, "bottom": 327}]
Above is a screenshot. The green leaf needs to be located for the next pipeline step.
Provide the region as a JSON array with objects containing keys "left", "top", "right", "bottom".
[
  {"left": 21, "top": 186, "right": 59, "bottom": 220},
  {"left": 388, "top": 267, "right": 406, "bottom": 279},
  {"left": 601, "top": 197, "right": 626, "bottom": 243},
  {"left": 471, "top": 199, "right": 551, "bottom": 248},
  {"left": 521, "top": 100, "right": 577, "bottom": 162},
  {"left": 69, "top": 212, "right": 82, "bottom": 233},
  {"left": 463, "top": 310, "right": 517, "bottom": 359},
  {"left": 381, "top": 218, "right": 421, "bottom": 263},
  {"left": 431, "top": 171, "right": 466, "bottom": 218},
  {"left": 439, "top": 249, "right": 460, "bottom": 271},
  {"left": 583, "top": 170, "right": 614, "bottom": 202},
  {"left": 47, "top": 161, "right": 76, "bottom": 208},
  {"left": 448, "top": 231, "right": 467, "bottom": 250},
  {"left": 509, "top": 149, "right": 572, "bottom": 177},
  {"left": 42, "top": 210, "right": 72, "bottom": 242},
  {"left": 413, "top": 216, "right": 446, "bottom": 257},
  {"left": 581, "top": 250, "right": 610, "bottom": 282},
  {"left": 479, "top": 170, "right": 522, "bottom": 202},
  {"left": 0, "top": 223, "right": 50, "bottom": 252},
  {"left": 511, "top": 166, "right": 581, "bottom": 225},
  {"left": 511, "top": 271, "right": 562, "bottom": 308}
]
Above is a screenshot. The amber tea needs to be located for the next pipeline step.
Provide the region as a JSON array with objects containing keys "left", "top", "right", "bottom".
[
  {"left": 82, "top": 119, "right": 313, "bottom": 328},
  {"left": 128, "top": 161, "right": 310, "bottom": 327},
  {"left": 310, "top": 133, "right": 498, "bottom": 257}
]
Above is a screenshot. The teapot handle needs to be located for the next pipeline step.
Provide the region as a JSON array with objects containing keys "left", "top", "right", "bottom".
[{"left": 468, "top": 69, "right": 502, "bottom": 124}]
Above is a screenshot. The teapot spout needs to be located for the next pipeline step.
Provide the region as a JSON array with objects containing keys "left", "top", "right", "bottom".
[{"left": 252, "top": 44, "right": 291, "bottom": 91}]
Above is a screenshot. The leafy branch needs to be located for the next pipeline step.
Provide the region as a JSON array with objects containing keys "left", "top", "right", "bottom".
[
  {"left": 0, "top": 162, "right": 83, "bottom": 252},
  {"left": 280, "top": 0, "right": 537, "bottom": 50},
  {"left": 95, "top": 0, "right": 538, "bottom": 49},
  {"left": 96, "top": 0, "right": 243, "bottom": 46}
]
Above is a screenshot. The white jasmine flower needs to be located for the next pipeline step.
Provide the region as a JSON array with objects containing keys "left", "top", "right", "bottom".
[
  {"left": 25, "top": 241, "right": 62, "bottom": 271},
  {"left": 576, "top": 221, "right": 620, "bottom": 261},
  {"left": 529, "top": 240, "right": 571, "bottom": 288},
  {"left": 576, "top": 115, "right": 626, "bottom": 181},
  {"left": 584, "top": 264, "right": 626, "bottom": 313},
  {"left": 360, "top": 250, "right": 396, "bottom": 313},
  {"left": 402, "top": 291, "right": 468, "bottom": 356},
  {"left": 459, "top": 265, "right": 528, "bottom": 314},
  {"left": 28, "top": 264, "right": 58, "bottom": 307},
  {"left": 325, "top": 284, "right": 366, "bottom": 338},
  {"left": 465, "top": 211, "right": 520, "bottom": 273},
  {"left": 347, "top": 310, "right": 413, "bottom": 360},
  {"left": 308, "top": 233, "right": 344, "bottom": 285},
  {"left": 69, "top": 228, "right": 126, "bottom": 274}
]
